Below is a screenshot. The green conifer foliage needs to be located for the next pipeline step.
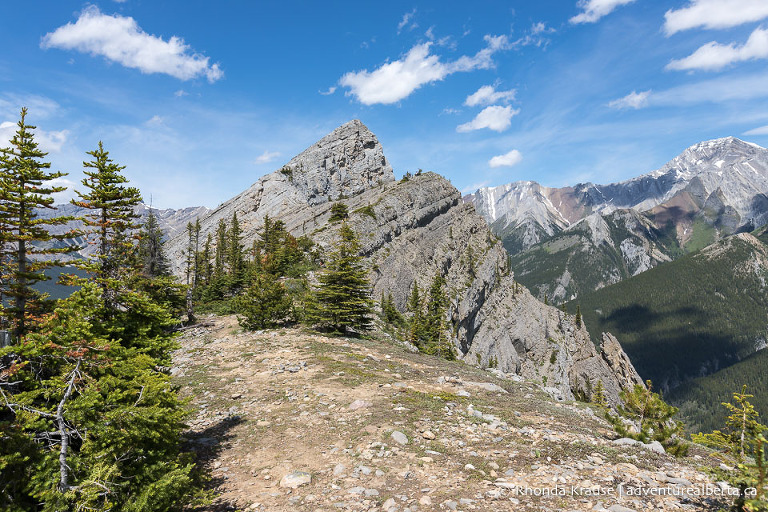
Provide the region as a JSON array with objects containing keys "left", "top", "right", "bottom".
[
  {"left": 692, "top": 386, "right": 768, "bottom": 510},
  {"left": 307, "top": 223, "right": 372, "bottom": 332},
  {"left": 328, "top": 202, "right": 349, "bottom": 223},
  {"left": 137, "top": 209, "right": 171, "bottom": 278},
  {"left": 592, "top": 379, "right": 608, "bottom": 407},
  {"left": 73, "top": 141, "right": 142, "bottom": 306},
  {"left": 0, "top": 108, "right": 76, "bottom": 337},
  {"left": 235, "top": 273, "right": 292, "bottom": 330},
  {"left": 227, "top": 212, "right": 246, "bottom": 290},
  {"left": 420, "top": 273, "right": 455, "bottom": 360},
  {"left": 607, "top": 380, "right": 687, "bottom": 456},
  {"left": 0, "top": 283, "right": 206, "bottom": 511}
]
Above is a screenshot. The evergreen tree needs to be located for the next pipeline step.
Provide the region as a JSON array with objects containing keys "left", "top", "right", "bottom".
[
  {"left": 606, "top": 380, "right": 687, "bottom": 456},
  {"left": 137, "top": 209, "right": 171, "bottom": 278},
  {"left": 380, "top": 291, "right": 404, "bottom": 327},
  {"left": 73, "top": 141, "right": 142, "bottom": 307},
  {"left": 329, "top": 202, "right": 348, "bottom": 223},
  {"left": 692, "top": 385, "right": 765, "bottom": 460},
  {"left": 235, "top": 273, "right": 292, "bottom": 330},
  {"left": 213, "top": 219, "right": 228, "bottom": 279},
  {"left": 692, "top": 386, "right": 768, "bottom": 510},
  {"left": 575, "top": 305, "right": 582, "bottom": 328},
  {"left": 419, "top": 272, "right": 455, "bottom": 360},
  {"left": 184, "top": 221, "right": 195, "bottom": 286},
  {"left": 592, "top": 379, "right": 608, "bottom": 407},
  {"left": 201, "top": 233, "right": 213, "bottom": 285},
  {"left": 227, "top": 212, "right": 245, "bottom": 289},
  {"left": 193, "top": 219, "right": 201, "bottom": 286},
  {"left": 0, "top": 108, "right": 77, "bottom": 338},
  {"left": 307, "top": 223, "right": 372, "bottom": 332}
]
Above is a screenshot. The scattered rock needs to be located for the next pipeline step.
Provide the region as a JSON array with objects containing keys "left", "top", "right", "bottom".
[
  {"left": 348, "top": 399, "right": 371, "bottom": 411},
  {"left": 391, "top": 430, "right": 409, "bottom": 445},
  {"left": 279, "top": 471, "right": 311, "bottom": 489}
]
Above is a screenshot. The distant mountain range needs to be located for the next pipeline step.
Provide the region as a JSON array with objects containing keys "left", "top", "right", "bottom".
[
  {"left": 35, "top": 203, "right": 210, "bottom": 260},
  {"left": 466, "top": 137, "right": 768, "bottom": 303}
]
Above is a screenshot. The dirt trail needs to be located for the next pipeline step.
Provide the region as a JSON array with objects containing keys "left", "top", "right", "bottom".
[{"left": 173, "top": 316, "right": 727, "bottom": 512}]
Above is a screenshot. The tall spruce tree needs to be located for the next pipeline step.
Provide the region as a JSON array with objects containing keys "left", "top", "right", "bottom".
[
  {"left": 137, "top": 209, "right": 171, "bottom": 278},
  {"left": 73, "top": 141, "right": 142, "bottom": 307},
  {"left": 0, "top": 108, "right": 76, "bottom": 338},
  {"left": 416, "top": 272, "right": 455, "bottom": 360},
  {"left": 227, "top": 212, "right": 245, "bottom": 289},
  {"left": 308, "top": 223, "right": 372, "bottom": 332}
]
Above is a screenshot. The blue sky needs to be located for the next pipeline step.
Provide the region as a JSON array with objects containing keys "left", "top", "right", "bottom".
[{"left": 2, "top": 0, "right": 768, "bottom": 208}]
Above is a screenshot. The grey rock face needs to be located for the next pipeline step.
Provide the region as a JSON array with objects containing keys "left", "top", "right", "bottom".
[{"left": 165, "top": 121, "right": 641, "bottom": 404}]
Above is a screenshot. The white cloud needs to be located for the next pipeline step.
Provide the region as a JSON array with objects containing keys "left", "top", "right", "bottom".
[
  {"left": 570, "top": 0, "right": 635, "bottom": 24},
  {"left": 397, "top": 9, "right": 417, "bottom": 33},
  {"left": 41, "top": 6, "right": 223, "bottom": 82},
  {"left": 339, "top": 36, "right": 509, "bottom": 105},
  {"left": 465, "top": 85, "right": 516, "bottom": 107},
  {"left": 255, "top": 150, "right": 281, "bottom": 164},
  {"left": 174, "top": 89, "right": 189, "bottom": 97},
  {"left": 489, "top": 149, "right": 523, "bottom": 168},
  {"left": 608, "top": 90, "right": 652, "bottom": 109},
  {"left": 744, "top": 125, "right": 768, "bottom": 135},
  {"left": 319, "top": 86, "right": 337, "bottom": 96},
  {"left": 0, "top": 120, "right": 69, "bottom": 153},
  {"left": 664, "top": 0, "right": 768, "bottom": 35},
  {"left": 145, "top": 115, "right": 165, "bottom": 126},
  {"left": 513, "top": 22, "right": 556, "bottom": 48},
  {"left": 456, "top": 106, "right": 519, "bottom": 133},
  {"left": 666, "top": 27, "right": 768, "bottom": 71}
]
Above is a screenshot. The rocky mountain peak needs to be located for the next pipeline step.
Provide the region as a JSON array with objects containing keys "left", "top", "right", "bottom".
[{"left": 280, "top": 119, "right": 395, "bottom": 206}]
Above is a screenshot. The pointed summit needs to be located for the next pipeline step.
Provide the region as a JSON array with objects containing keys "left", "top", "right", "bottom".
[{"left": 279, "top": 119, "right": 394, "bottom": 205}]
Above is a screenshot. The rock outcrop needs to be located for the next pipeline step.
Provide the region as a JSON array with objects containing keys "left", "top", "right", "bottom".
[{"left": 165, "top": 120, "right": 642, "bottom": 404}]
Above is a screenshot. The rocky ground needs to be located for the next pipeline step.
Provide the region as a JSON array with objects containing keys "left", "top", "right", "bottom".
[{"left": 172, "top": 316, "right": 732, "bottom": 512}]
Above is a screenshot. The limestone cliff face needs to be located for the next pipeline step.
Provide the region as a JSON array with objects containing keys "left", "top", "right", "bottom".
[{"left": 166, "top": 121, "right": 641, "bottom": 404}]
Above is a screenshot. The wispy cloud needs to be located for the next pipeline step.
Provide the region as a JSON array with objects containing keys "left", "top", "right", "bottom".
[
  {"left": 397, "top": 9, "right": 417, "bottom": 34},
  {"left": 644, "top": 71, "right": 768, "bottom": 105},
  {"left": 489, "top": 149, "right": 523, "bottom": 168},
  {"left": 744, "top": 125, "right": 768, "bottom": 136},
  {"left": 339, "top": 35, "right": 510, "bottom": 105},
  {"left": 255, "top": 150, "right": 281, "bottom": 164},
  {"left": 465, "top": 85, "right": 516, "bottom": 107},
  {"left": 457, "top": 105, "right": 519, "bottom": 133},
  {"left": 319, "top": 86, "right": 337, "bottom": 96},
  {"left": 608, "top": 90, "right": 651, "bottom": 109},
  {"left": 666, "top": 27, "right": 768, "bottom": 71},
  {"left": 0, "top": 94, "right": 60, "bottom": 119},
  {"left": 41, "top": 6, "right": 223, "bottom": 82},
  {"left": 570, "top": 0, "right": 635, "bottom": 24},
  {"left": 513, "top": 22, "right": 556, "bottom": 48},
  {"left": 664, "top": 0, "right": 768, "bottom": 35}
]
